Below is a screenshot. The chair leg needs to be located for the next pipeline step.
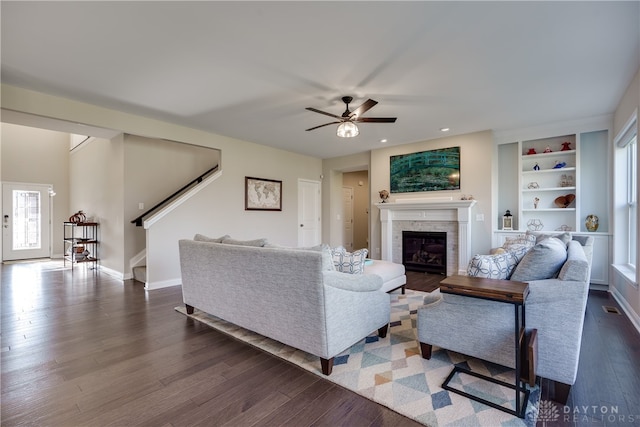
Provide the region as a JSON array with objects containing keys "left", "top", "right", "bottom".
[
  {"left": 321, "top": 357, "right": 334, "bottom": 375},
  {"left": 420, "top": 342, "right": 433, "bottom": 359},
  {"left": 548, "top": 380, "right": 572, "bottom": 404},
  {"left": 378, "top": 324, "right": 389, "bottom": 338}
]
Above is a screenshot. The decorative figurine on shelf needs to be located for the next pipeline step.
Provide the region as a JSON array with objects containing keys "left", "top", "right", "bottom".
[
  {"left": 544, "top": 146, "right": 552, "bottom": 153},
  {"left": 585, "top": 214, "right": 599, "bottom": 232},
  {"left": 502, "top": 210, "right": 513, "bottom": 230},
  {"left": 527, "top": 181, "right": 539, "bottom": 189},
  {"left": 556, "top": 225, "right": 573, "bottom": 231},
  {"left": 527, "top": 218, "right": 544, "bottom": 231},
  {"left": 553, "top": 161, "right": 567, "bottom": 169},
  {"left": 69, "top": 210, "right": 86, "bottom": 224},
  {"left": 527, "top": 148, "right": 537, "bottom": 155},
  {"left": 561, "top": 141, "right": 572, "bottom": 151},
  {"left": 533, "top": 162, "right": 540, "bottom": 170},
  {"left": 379, "top": 190, "right": 389, "bottom": 203},
  {"left": 534, "top": 197, "right": 540, "bottom": 209}
]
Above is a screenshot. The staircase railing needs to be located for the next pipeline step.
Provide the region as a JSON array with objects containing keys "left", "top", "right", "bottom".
[{"left": 131, "top": 165, "right": 218, "bottom": 226}]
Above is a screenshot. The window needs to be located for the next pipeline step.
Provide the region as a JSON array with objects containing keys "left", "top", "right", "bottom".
[
  {"left": 614, "top": 110, "right": 638, "bottom": 281},
  {"left": 627, "top": 136, "right": 637, "bottom": 267}
]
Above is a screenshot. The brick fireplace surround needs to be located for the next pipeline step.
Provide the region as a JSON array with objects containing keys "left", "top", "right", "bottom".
[{"left": 376, "top": 198, "right": 477, "bottom": 276}]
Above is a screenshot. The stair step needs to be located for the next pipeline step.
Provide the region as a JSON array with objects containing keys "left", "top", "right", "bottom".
[{"left": 133, "top": 266, "right": 147, "bottom": 283}]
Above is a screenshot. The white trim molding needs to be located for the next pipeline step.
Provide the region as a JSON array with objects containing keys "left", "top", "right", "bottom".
[{"left": 376, "top": 199, "right": 477, "bottom": 275}]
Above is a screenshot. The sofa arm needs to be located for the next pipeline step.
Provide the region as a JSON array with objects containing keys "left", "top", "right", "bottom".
[
  {"left": 323, "top": 271, "right": 383, "bottom": 292},
  {"left": 558, "top": 240, "right": 590, "bottom": 282}
]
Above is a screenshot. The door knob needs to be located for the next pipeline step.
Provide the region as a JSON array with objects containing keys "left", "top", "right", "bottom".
[{"left": 300, "top": 224, "right": 304, "bottom": 227}]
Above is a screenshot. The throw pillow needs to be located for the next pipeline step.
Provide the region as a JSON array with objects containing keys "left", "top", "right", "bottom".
[
  {"left": 467, "top": 252, "right": 520, "bottom": 280},
  {"left": 527, "top": 230, "right": 571, "bottom": 245},
  {"left": 331, "top": 247, "right": 368, "bottom": 274},
  {"left": 503, "top": 233, "right": 536, "bottom": 251},
  {"left": 558, "top": 240, "right": 590, "bottom": 282},
  {"left": 193, "top": 234, "right": 229, "bottom": 243},
  {"left": 510, "top": 237, "right": 568, "bottom": 281},
  {"left": 221, "top": 236, "right": 268, "bottom": 247}
]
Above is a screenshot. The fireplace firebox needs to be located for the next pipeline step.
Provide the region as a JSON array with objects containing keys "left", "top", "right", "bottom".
[{"left": 402, "top": 231, "right": 447, "bottom": 274}]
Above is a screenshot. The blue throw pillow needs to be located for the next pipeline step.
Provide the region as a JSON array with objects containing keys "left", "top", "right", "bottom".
[{"left": 510, "top": 237, "right": 568, "bottom": 281}]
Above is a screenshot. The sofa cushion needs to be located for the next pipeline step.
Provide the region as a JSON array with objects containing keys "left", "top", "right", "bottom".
[
  {"left": 364, "top": 260, "right": 405, "bottom": 283},
  {"left": 558, "top": 240, "right": 590, "bottom": 282},
  {"left": 221, "top": 236, "right": 268, "bottom": 247},
  {"left": 510, "top": 236, "right": 568, "bottom": 281},
  {"left": 467, "top": 251, "right": 520, "bottom": 280},
  {"left": 527, "top": 230, "right": 571, "bottom": 245},
  {"left": 193, "top": 233, "right": 229, "bottom": 243},
  {"left": 331, "top": 247, "right": 368, "bottom": 274}
]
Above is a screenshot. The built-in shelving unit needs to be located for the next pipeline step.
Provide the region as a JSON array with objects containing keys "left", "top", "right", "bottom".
[{"left": 494, "top": 120, "right": 612, "bottom": 287}]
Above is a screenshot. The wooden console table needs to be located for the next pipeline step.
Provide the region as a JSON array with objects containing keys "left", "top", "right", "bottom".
[{"left": 439, "top": 275, "right": 536, "bottom": 418}]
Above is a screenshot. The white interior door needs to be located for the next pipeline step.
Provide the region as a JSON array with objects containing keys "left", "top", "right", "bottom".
[
  {"left": 2, "top": 183, "right": 51, "bottom": 261},
  {"left": 342, "top": 186, "right": 354, "bottom": 250},
  {"left": 298, "top": 179, "right": 321, "bottom": 247}
]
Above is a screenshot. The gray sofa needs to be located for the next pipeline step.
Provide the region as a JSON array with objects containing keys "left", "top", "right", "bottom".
[
  {"left": 417, "top": 233, "right": 593, "bottom": 404},
  {"left": 178, "top": 237, "right": 391, "bottom": 375}
]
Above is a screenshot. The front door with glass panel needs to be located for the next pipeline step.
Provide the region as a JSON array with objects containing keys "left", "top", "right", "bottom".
[{"left": 2, "top": 183, "right": 51, "bottom": 261}]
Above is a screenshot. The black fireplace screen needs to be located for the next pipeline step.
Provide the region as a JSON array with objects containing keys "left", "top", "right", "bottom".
[{"left": 402, "top": 231, "right": 447, "bottom": 274}]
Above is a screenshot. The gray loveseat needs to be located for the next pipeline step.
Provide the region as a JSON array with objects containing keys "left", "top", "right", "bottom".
[
  {"left": 178, "top": 236, "right": 391, "bottom": 375},
  {"left": 417, "top": 233, "right": 594, "bottom": 404}
]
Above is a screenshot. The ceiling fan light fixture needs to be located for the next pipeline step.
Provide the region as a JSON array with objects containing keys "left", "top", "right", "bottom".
[{"left": 337, "top": 121, "right": 359, "bottom": 138}]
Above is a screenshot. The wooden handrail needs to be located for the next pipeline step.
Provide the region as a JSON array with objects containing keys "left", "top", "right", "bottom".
[{"left": 131, "top": 165, "right": 218, "bottom": 226}]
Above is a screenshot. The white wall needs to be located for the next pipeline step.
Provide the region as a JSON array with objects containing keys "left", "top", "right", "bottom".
[
  {"left": 146, "top": 140, "right": 321, "bottom": 288},
  {"left": 123, "top": 134, "right": 220, "bottom": 266},
  {"left": 370, "top": 131, "right": 494, "bottom": 259},
  {"left": 70, "top": 135, "right": 125, "bottom": 273},
  {"left": 1, "top": 123, "right": 70, "bottom": 258},
  {"left": 2, "top": 84, "right": 322, "bottom": 284},
  {"left": 611, "top": 67, "right": 640, "bottom": 329}
]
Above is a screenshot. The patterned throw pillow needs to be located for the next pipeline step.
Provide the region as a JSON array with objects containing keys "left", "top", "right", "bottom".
[
  {"left": 497, "top": 233, "right": 537, "bottom": 263},
  {"left": 467, "top": 252, "right": 520, "bottom": 280},
  {"left": 331, "top": 247, "right": 368, "bottom": 274}
]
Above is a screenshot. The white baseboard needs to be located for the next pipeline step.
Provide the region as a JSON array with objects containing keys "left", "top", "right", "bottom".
[
  {"left": 610, "top": 287, "right": 640, "bottom": 335},
  {"left": 99, "top": 265, "right": 125, "bottom": 281},
  {"left": 145, "top": 278, "right": 182, "bottom": 291}
]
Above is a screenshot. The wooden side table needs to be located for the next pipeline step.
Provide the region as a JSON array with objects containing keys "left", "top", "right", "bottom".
[{"left": 439, "top": 275, "right": 535, "bottom": 418}]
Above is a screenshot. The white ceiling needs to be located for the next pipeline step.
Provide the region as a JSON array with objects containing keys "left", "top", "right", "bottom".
[{"left": 2, "top": 1, "right": 639, "bottom": 159}]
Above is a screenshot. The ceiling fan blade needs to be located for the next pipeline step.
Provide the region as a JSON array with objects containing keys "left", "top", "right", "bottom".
[
  {"left": 305, "top": 121, "right": 341, "bottom": 131},
  {"left": 305, "top": 107, "right": 342, "bottom": 119},
  {"left": 356, "top": 117, "right": 397, "bottom": 123},
  {"left": 349, "top": 99, "right": 378, "bottom": 118}
]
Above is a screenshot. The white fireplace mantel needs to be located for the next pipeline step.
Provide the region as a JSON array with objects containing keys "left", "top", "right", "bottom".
[{"left": 376, "top": 199, "right": 477, "bottom": 275}]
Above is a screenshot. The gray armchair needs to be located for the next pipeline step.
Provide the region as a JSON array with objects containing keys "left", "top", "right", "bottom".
[{"left": 416, "top": 235, "right": 593, "bottom": 404}]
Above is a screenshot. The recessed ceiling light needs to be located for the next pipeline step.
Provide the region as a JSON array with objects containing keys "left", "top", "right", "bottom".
[
  {"left": 440, "top": 128, "right": 450, "bottom": 132},
  {"left": 380, "top": 139, "right": 388, "bottom": 143}
]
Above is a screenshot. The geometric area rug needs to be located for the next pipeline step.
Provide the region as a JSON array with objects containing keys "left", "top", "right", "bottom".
[{"left": 175, "top": 290, "right": 540, "bottom": 426}]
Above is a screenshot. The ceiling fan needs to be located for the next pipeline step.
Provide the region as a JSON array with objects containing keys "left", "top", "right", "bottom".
[{"left": 305, "top": 96, "right": 397, "bottom": 138}]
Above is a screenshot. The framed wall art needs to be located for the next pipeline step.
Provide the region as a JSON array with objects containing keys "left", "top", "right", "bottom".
[
  {"left": 245, "top": 177, "right": 282, "bottom": 211},
  {"left": 390, "top": 146, "right": 460, "bottom": 193}
]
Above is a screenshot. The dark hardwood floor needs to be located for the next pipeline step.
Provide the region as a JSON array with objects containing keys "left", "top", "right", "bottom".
[{"left": 1, "top": 262, "right": 639, "bottom": 426}]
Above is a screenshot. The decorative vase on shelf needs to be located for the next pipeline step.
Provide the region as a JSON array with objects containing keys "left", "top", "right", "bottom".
[
  {"left": 379, "top": 190, "right": 389, "bottom": 203},
  {"left": 585, "top": 214, "right": 599, "bottom": 232}
]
